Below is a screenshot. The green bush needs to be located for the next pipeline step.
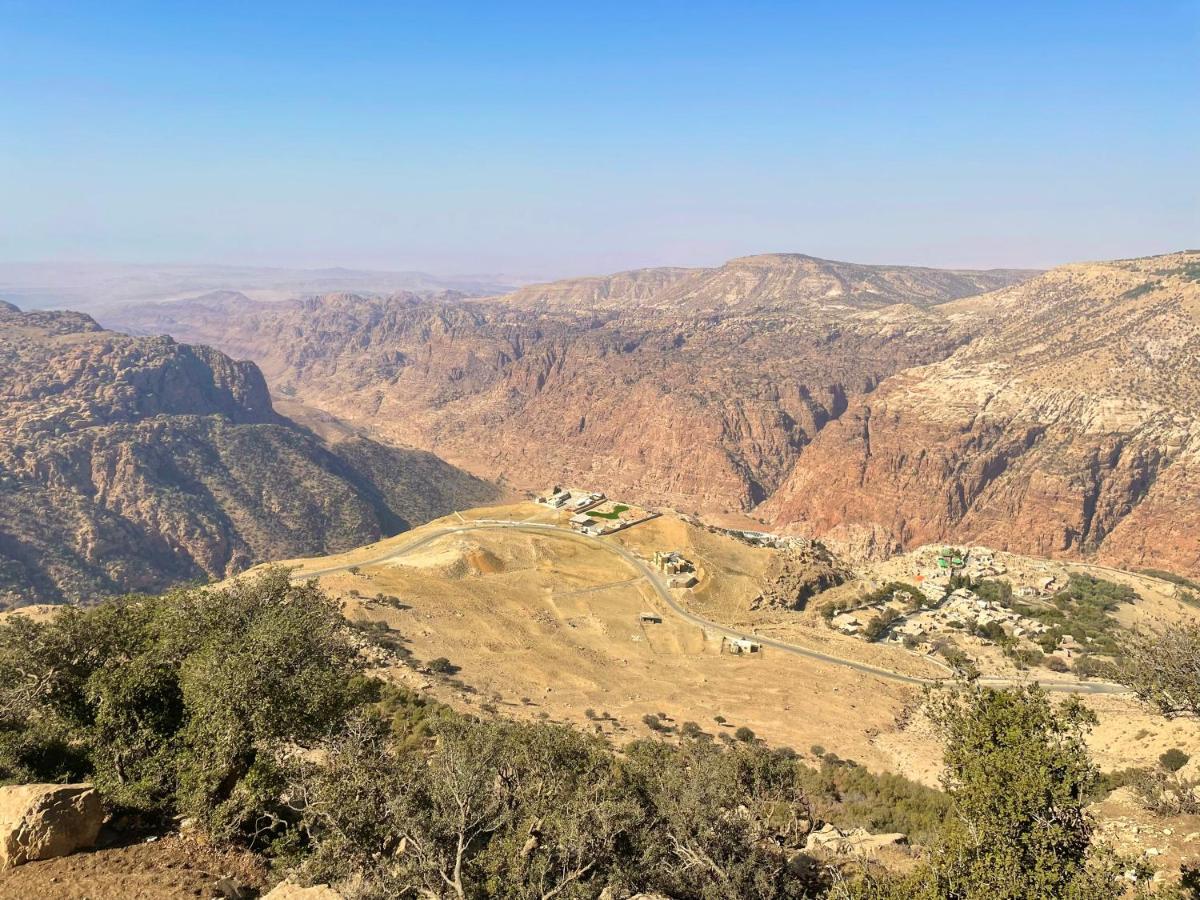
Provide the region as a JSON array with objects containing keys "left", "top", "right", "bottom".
[
  {"left": 863, "top": 607, "right": 902, "bottom": 642},
  {"left": 1160, "top": 748, "right": 1190, "bottom": 773},
  {"left": 0, "top": 568, "right": 368, "bottom": 842}
]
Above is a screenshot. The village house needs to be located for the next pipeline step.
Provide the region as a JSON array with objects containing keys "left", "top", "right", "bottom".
[{"left": 726, "top": 637, "right": 762, "bottom": 654}]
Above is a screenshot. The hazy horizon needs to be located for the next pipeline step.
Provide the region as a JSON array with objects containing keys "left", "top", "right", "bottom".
[{"left": 3, "top": 1, "right": 1197, "bottom": 276}]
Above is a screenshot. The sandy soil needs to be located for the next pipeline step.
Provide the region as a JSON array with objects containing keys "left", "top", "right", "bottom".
[
  {"left": 0, "top": 834, "right": 269, "bottom": 900},
  {"left": 286, "top": 503, "right": 1200, "bottom": 795},
  {"left": 276, "top": 503, "right": 925, "bottom": 772}
]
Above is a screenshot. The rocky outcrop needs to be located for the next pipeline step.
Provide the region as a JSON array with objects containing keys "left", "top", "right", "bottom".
[
  {"left": 751, "top": 543, "right": 850, "bottom": 611},
  {"left": 262, "top": 881, "right": 345, "bottom": 899},
  {"left": 0, "top": 784, "right": 103, "bottom": 868},
  {"left": 0, "top": 305, "right": 498, "bottom": 607},
  {"left": 804, "top": 822, "right": 907, "bottom": 856}
]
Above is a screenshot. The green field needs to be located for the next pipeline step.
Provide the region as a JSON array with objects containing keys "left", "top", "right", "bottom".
[{"left": 590, "top": 504, "right": 630, "bottom": 520}]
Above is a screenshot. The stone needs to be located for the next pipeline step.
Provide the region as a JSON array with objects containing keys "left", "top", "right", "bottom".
[
  {"left": 805, "top": 822, "right": 907, "bottom": 855},
  {"left": 0, "top": 783, "right": 104, "bottom": 868},
  {"left": 212, "top": 877, "right": 256, "bottom": 900},
  {"left": 261, "top": 881, "right": 345, "bottom": 900}
]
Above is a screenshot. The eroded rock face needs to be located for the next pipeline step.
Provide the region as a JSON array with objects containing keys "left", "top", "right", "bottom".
[
  {"left": 751, "top": 543, "right": 850, "bottom": 611},
  {"left": 0, "top": 783, "right": 103, "bottom": 868},
  {"left": 106, "top": 250, "right": 1200, "bottom": 577},
  {"left": 762, "top": 253, "right": 1200, "bottom": 576},
  {"left": 106, "top": 256, "right": 1021, "bottom": 514},
  {"left": 0, "top": 305, "right": 497, "bottom": 607}
]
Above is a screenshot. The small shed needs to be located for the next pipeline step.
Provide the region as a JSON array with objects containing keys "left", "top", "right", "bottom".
[{"left": 727, "top": 637, "right": 762, "bottom": 655}]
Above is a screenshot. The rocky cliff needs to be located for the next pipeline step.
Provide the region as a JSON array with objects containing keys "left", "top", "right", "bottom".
[
  {"left": 760, "top": 252, "right": 1200, "bottom": 576},
  {"left": 0, "top": 304, "right": 497, "bottom": 607},
  {"left": 106, "top": 255, "right": 1030, "bottom": 514},
  {"left": 107, "top": 251, "right": 1200, "bottom": 578}
]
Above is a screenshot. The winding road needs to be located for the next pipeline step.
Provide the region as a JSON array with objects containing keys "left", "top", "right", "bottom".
[{"left": 295, "top": 518, "right": 1131, "bottom": 696}]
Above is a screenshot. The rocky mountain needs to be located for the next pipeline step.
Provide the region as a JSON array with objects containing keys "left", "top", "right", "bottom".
[
  {"left": 499, "top": 254, "right": 1033, "bottom": 312},
  {"left": 0, "top": 303, "right": 497, "bottom": 607},
  {"left": 106, "top": 251, "right": 1200, "bottom": 578},
  {"left": 760, "top": 252, "right": 1200, "bottom": 576},
  {"left": 106, "top": 255, "right": 1029, "bottom": 512}
]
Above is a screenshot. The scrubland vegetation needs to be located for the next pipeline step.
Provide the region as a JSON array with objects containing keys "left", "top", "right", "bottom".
[{"left": 0, "top": 569, "right": 1194, "bottom": 898}]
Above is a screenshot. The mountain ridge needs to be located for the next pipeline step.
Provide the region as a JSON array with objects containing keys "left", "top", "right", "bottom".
[
  {"left": 102, "top": 250, "right": 1200, "bottom": 576},
  {"left": 0, "top": 303, "right": 499, "bottom": 607}
]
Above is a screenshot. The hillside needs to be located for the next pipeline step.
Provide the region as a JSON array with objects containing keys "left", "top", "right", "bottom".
[
  {"left": 105, "top": 251, "right": 1200, "bottom": 577},
  {"left": 105, "top": 255, "right": 1030, "bottom": 512},
  {"left": 761, "top": 252, "right": 1200, "bottom": 576},
  {"left": 499, "top": 253, "right": 1034, "bottom": 312},
  {"left": 0, "top": 303, "right": 498, "bottom": 607}
]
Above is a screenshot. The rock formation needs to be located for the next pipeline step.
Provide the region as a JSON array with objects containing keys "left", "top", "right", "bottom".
[
  {"left": 0, "top": 783, "right": 103, "bottom": 868},
  {"left": 751, "top": 542, "right": 850, "bottom": 611},
  {"left": 105, "top": 249, "right": 1200, "bottom": 577},
  {"left": 0, "top": 304, "right": 498, "bottom": 607},
  {"left": 761, "top": 252, "right": 1200, "bottom": 576},
  {"left": 106, "top": 255, "right": 1026, "bottom": 513}
]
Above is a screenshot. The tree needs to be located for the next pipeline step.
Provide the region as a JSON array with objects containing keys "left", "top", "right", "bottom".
[
  {"left": 1159, "top": 748, "right": 1190, "bottom": 773},
  {"left": 910, "top": 684, "right": 1124, "bottom": 899},
  {"left": 0, "top": 568, "right": 369, "bottom": 843},
  {"left": 1118, "top": 620, "right": 1200, "bottom": 719},
  {"left": 297, "top": 717, "right": 642, "bottom": 900},
  {"left": 625, "top": 740, "right": 821, "bottom": 899}
]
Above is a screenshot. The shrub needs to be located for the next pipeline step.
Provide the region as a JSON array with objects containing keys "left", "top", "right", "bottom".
[
  {"left": 0, "top": 568, "right": 368, "bottom": 842},
  {"left": 1044, "top": 655, "right": 1069, "bottom": 673},
  {"left": 1119, "top": 622, "right": 1200, "bottom": 718},
  {"left": 642, "top": 713, "right": 670, "bottom": 733},
  {"left": 1160, "top": 748, "right": 1190, "bottom": 773},
  {"left": 903, "top": 684, "right": 1129, "bottom": 897},
  {"left": 863, "top": 607, "right": 902, "bottom": 642},
  {"left": 1071, "top": 654, "right": 1109, "bottom": 679},
  {"left": 734, "top": 726, "right": 756, "bottom": 743},
  {"left": 426, "top": 656, "right": 456, "bottom": 674}
]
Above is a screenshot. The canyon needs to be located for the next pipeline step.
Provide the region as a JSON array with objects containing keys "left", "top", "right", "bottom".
[
  {"left": 103, "top": 250, "right": 1200, "bottom": 578},
  {"left": 0, "top": 302, "right": 496, "bottom": 607}
]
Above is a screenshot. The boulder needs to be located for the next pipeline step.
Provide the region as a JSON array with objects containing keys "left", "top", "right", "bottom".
[
  {"left": 0, "top": 783, "right": 104, "bottom": 868},
  {"left": 805, "top": 822, "right": 907, "bottom": 855},
  {"left": 262, "top": 881, "right": 345, "bottom": 899}
]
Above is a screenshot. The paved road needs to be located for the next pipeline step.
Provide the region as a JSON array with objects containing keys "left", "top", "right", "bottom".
[{"left": 295, "top": 519, "right": 1130, "bottom": 696}]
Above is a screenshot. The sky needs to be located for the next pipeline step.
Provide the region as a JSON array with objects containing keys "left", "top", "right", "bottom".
[{"left": 1, "top": 1, "right": 1197, "bottom": 278}]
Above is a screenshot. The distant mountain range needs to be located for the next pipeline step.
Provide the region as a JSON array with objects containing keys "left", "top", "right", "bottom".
[
  {"left": 0, "top": 301, "right": 498, "bottom": 607},
  {"left": 0, "top": 261, "right": 528, "bottom": 311}
]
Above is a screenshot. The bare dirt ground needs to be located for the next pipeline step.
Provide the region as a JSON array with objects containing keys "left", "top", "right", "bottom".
[
  {"left": 8, "top": 501, "right": 1196, "bottom": 892},
  {"left": 278, "top": 502, "right": 924, "bottom": 772},
  {"left": 276, "top": 502, "right": 1200, "bottom": 794},
  {"left": 0, "top": 834, "right": 269, "bottom": 900}
]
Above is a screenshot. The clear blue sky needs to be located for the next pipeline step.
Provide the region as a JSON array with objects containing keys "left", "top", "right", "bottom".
[{"left": 1, "top": 1, "right": 1196, "bottom": 276}]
